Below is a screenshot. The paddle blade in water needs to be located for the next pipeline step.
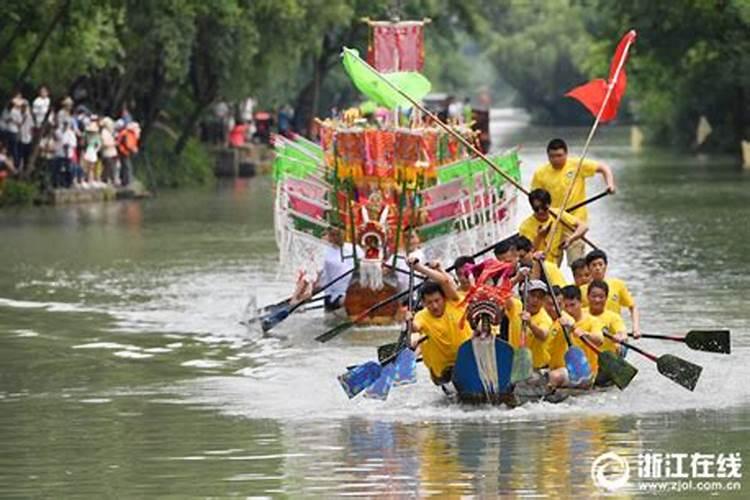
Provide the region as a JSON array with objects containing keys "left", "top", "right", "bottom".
[
  {"left": 565, "top": 346, "right": 592, "bottom": 385},
  {"left": 260, "top": 306, "right": 290, "bottom": 332},
  {"left": 338, "top": 361, "right": 382, "bottom": 398},
  {"left": 598, "top": 351, "right": 638, "bottom": 390},
  {"left": 510, "top": 347, "right": 534, "bottom": 384},
  {"left": 656, "top": 354, "right": 702, "bottom": 391},
  {"left": 685, "top": 330, "right": 730, "bottom": 354},
  {"left": 392, "top": 348, "right": 417, "bottom": 386},
  {"left": 364, "top": 363, "right": 396, "bottom": 400}
]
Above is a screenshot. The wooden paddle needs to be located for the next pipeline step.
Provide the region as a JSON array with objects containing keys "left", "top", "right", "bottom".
[
  {"left": 261, "top": 268, "right": 354, "bottom": 332},
  {"left": 315, "top": 233, "right": 517, "bottom": 343},
  {"left": 603, "top": 332, "right": 702, "bottom": 391},
  {"left": 629, "top": 330, "right": 730, "bottom": 354},
  {"left": 510, "top": 274, "right": 534, "bottom": 383}
]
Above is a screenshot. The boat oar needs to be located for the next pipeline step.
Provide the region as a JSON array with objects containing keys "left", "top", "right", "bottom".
[
  {"left": 510, "top": 275, "right": 534, "bottom": 383},
  {"left": 363, "top": 265, "right": 419, "bottom": 400},
  {"left": 316, "top": 233, "right": 517, "bottom": 343},
  {"left": 578, "top": 335, "right": 638, "bottom": 390},
  {"left": 536, "top": 256, "right": 592, "bottom": 384},
  {"left": 629, "top": 330, "right": 730, "bottom": 354},
  {"left": 338, "top": 337, "right": 427, "bottom": 399},
  {"left": 262, "top": 268, "right": 354, "bottom": 332},
  {"left": 603, "top": 332, "right": 702, "bottom": 391}
]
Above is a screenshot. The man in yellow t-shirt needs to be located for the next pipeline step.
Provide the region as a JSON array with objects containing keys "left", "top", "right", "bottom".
[
  {"left": 585, "top": 279, "right": 627, "bottom": 354},
  {"left": 547, "top": 285, "right": 605, "bottom": 387},
  {"left": 519, "top": 188, "right": 588, "bottom": 267},
  {"left": 408, "top": 259, "right": 471, "bottom": 384},
  {"left": 515, "top": 235, "right": 567, "bottom": 289},
  {"left": 570, "top": 258, "right": 591, "bottom": 288},
  {"left": 580, "top": 249, "right": 641, "bottom": 338},
  {"left": 531, "top": 138, "right": 615, "bottom": 264},
  {"left": 519, "top": 279, "right": 554, "bottom": 369}
]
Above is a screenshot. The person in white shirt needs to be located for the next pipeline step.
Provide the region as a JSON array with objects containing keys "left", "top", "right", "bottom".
[
  {"left": 19, "top": 100, "right": 33, "bottom": 172},
  {"left": 32, "top": 86, "right": 50, "bottom": 129},
  {"left": 318, "top": 228, "right": 361, "bottom": 312}
]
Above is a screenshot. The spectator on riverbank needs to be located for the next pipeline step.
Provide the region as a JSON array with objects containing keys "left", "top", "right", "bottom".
[
  {"left": 82, "top": 119, "right": 101, "bottom": 186},
  {"left": 32, "top": 86, "right": 51, "bottom": 130},
  {"left": 19, "top": 99, "right": 33, "bottom": 173},
  {"left": 100, "top": 117, "right": 119, "bottom": 185},
  {"left": 116, "top": 121, "right": 139, "bottom": 186}
]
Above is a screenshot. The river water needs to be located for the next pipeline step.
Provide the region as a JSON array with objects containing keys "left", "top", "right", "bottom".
[{"left": 1, "top": 112, "right": 749, "bottom": 498}]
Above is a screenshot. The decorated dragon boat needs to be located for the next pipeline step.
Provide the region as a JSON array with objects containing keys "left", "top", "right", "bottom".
[{"left": 271, "top": 21, "right": 522, "bottom": 326}]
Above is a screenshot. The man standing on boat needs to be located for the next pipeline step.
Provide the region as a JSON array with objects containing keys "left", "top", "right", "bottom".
[{"left": 531, "top": 138, "right": 615, "bottom": 265}]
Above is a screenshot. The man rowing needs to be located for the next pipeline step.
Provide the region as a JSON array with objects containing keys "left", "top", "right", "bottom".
[
  {"left": 407, "top": 258, "right": 471, "bottom": 385},
  {"left": 519, "top": 279, "right": 554, "bottom": 369},
  {"left": 547, "top": 285, "right": 605, "bottom": 388},
  {"left": 318, "top": 228, "right": 361, "bottom": 313},
  {"left": 570, "top": 258, "right": 591, "bottom": 288},
  {"left": 519, "top": 188, "right": 588, "bottom": 267},
  {"left": 515, "top": 235, "right": 566, "bottom": 288},
  {"left": 531, "top": 138, "right": 615, "bottom": 264},
  {"left": 585, "top": 279, "right": 627, "bottom": 357},
  {"left": 580, "top": 249, "right": 641, "bottom": 338}
]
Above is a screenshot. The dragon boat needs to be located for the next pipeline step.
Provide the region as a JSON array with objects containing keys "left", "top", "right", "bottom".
[{"left": 271, "top": 21, "right": 522, "bottom": 325}]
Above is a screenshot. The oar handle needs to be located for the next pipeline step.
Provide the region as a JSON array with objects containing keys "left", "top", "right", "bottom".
[
  {"left": 567, "top": 190, "right": 610, "bottom": 212},
  {"left": 630, "top": 333, "right": 685, "bottom": 343},
  {"left": 535, "top": 255, "right": 573, "bottom": 347},
  {"left": 603, "top": 332, "right": 658, "bottom": 362},
  {"left": 288, "top": 267, "right": 355, "bottom": 315},
  {"left": 579, "top": 334, "right": 602, "bottom": 354}
]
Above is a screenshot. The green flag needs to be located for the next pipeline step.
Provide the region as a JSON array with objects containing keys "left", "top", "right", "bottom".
[{"left": 341, "top": 47, "right": 431, "bottom": 110}]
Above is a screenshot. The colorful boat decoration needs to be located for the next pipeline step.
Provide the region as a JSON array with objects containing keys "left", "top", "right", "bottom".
[{"left": 271, "top": 25, "right": 522, "bottom": 325}]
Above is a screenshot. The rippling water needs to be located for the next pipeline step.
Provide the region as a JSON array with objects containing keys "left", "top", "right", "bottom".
[{"left": 1, "top": 114, "right": 748, "bottom": 497}]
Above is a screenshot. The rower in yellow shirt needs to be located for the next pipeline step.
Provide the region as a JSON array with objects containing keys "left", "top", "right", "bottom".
[
  {"left": 515, "top": 235, "right": 567, "bottom": 288},
  {"left": 580, "top": 249, "right": 641, "bottom": 338},
  {"left": 519, "top": 279, "right": 554, "bottom": 369},
  {"left": 519, "top": 188, "right": 588, "bottom": 267},
  {"left": 408, "top": 258, "right": 471, "bottom": 384},
  {"left": 547, "top": 285, "right": 605, "bottom": 388},
  {"left": 531, "top": 138, "right": 615, "bottom": 264},
  {"left": 585, "top": 279, "right": 627, "bottom": 355},
  {"left": 570, "top": 258, "right": 592, "bottom": 288}
]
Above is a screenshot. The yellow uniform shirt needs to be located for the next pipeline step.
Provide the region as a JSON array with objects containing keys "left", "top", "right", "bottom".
[
  {"left": 526, "top": 307, "right": 553, "bottom": 368},
  {"left": 581, "top": 277, "right": 635, "bottom": 314},
  {"left": 504, "top": 297, "right": 523, "bottom": 349},
  {"left": 542, "top": 261, "right": 566, "bottom": 288},
  {"left": 548, "top": 312, "right": 604, "bottom": 375},
  {"left": 585, "top": 308, "right": 626, "bottom": 354},
  {"left": 531, "top": 158, "right": 598, "bottom": 222},
  {"left": 519, "top": 211, "right": 581, "bottom": 264},
  {"left": 414, "top": 299, "right": 471, "bottom": 379}
]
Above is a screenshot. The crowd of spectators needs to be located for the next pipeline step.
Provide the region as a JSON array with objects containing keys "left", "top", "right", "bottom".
[{"left": 0, "top": 86, "right": 141, "bottom": 190}]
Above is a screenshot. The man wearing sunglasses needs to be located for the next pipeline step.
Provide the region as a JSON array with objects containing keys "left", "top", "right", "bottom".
[{"left": 519, "top": 188, "right": 588, "bottom": 267}]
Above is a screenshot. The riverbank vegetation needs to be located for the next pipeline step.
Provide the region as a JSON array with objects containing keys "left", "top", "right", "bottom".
[{"left": 0, "top": 0, "right": 746, "bottom": 201}]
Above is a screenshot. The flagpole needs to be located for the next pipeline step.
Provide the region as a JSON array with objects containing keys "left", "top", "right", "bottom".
[
  {"left": 544, "top": 30, "right": 636, "bottom": 256},
  {"left": 343, "top": 48, "right": 598, "bottom": 247}
]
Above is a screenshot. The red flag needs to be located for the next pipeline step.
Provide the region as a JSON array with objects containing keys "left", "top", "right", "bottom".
[{"left": 566, "top": 30, "right": 636, "bottom": 122}]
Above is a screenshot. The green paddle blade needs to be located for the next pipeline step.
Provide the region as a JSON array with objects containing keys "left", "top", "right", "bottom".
[
  {"left": 685, "top": 330, "right": 731, "bottom": 354},
  {"left": 510, "top": 347, "right": 534, "bottom": 384},
  {"left": 377, "top": 342, "right": 399, "bottom": 363},
  {"left": 656, "top": 354, "right": 702, "bottom": 391},
  {"left": 598, "top": 351, "right": 638, "bottom": 390}
]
